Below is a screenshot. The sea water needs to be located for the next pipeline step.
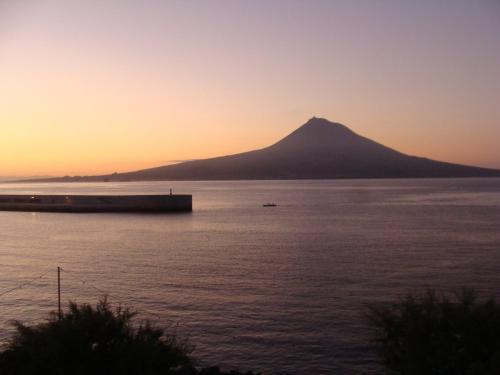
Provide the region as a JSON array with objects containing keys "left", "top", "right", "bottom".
[{"left": 1, "top": 178, "right": 499, "bottom": 374}]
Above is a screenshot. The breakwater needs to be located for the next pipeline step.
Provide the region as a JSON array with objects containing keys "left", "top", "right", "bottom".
[{"left": 0, "top": 194, "right": 192, "bottom": 213}]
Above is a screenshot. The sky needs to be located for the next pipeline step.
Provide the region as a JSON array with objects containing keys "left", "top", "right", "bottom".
[{"left": 1, "top": 0, "right": 499, "bottom": 177}]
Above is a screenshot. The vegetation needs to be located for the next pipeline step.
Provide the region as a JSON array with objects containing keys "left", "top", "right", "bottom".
[
  {"left": 368, "top": 288, "right": 500, "bottom": 375},
  {"left": 7, "top": 288, "right": 500, "bottom": 375},
  {"left": 0, "top": 299, "right": 258, "bottom": 375},
  {"left": 0, "top": 298, "right": 190, "bottom": 375}
]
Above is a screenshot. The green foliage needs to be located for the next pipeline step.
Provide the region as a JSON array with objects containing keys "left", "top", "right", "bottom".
[
  {"left": 368, "top": 288, "right": 500, "bottom": 375},
  {"left": 0, "top": 298, "right": 192, "bottom": 375}
]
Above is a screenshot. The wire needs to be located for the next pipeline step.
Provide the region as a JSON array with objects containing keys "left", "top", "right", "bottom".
[
  {"left": 0, "top": 267, "right": 238, "bottom": 339},
  {"left": 60, "top": 267, "right": 109, "bottom": 296},
  {"left": 0, "top": 269, "right": 52, "bottom": 298}
]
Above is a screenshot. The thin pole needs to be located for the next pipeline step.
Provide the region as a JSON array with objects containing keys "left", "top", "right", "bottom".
[{"left": 57, "top": 266, "right": 62, "bottom": 320}]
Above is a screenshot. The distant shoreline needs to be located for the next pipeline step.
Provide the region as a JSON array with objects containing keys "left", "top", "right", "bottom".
[{"left": 3, "top": 175, "right": 500, "bottom": 185}]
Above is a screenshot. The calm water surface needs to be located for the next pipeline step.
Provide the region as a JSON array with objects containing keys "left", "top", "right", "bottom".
[{"left": 1, "top": 179, "right": 499, "bottom": 374}]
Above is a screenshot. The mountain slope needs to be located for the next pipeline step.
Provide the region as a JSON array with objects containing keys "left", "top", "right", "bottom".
[{"left": 30, "top": 117, "right": 500, "bottom": 181}]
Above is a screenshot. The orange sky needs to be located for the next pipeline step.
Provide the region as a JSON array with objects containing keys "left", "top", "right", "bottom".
[{"left": 1, "top": 1, "right": 499, "bottom": 177}]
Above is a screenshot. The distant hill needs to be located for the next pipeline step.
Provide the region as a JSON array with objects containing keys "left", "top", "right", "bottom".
[{"left": 24, "top": 117, "right": 500, "bottom": 182}]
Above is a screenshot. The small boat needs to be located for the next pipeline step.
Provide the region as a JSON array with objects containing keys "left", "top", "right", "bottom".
[{"left": 263, "top": 202, "right": 277, "bottom": 207}]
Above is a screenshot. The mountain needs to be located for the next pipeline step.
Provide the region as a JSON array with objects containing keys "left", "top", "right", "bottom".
[{"left": 27, "top": 117, "right": 500, "bottom": 182}]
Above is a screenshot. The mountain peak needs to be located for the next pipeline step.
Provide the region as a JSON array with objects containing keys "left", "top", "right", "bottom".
[
  {"left": 305, "top": 116, "right": 334, "bottom": 126},
  {"left": 305, "top": 116, "right": 329, "bottom": 124},
  {"left": 301, "top": 117, "right": 352, "bottom": 132},
  {"left": 282, "top": 117, "right": 355, "bottom": 141},
  {"left": 268, "top": 117, "right": 361, "bottom": 153}
]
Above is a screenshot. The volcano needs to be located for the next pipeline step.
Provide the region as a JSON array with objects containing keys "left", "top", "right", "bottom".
[{"left": 33, "top": 117, "right": 500, "bottom": 181}]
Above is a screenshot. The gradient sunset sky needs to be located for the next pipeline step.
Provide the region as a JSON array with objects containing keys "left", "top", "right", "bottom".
[{"left": 1, "top": 0, "right": 499, "bottom": 177}]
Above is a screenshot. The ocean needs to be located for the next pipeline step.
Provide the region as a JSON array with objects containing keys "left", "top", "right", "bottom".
[{"left": 1, "top": 178, "right": 499, "bottom": 374}]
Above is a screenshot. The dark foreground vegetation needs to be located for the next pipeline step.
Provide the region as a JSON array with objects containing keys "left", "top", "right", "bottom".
[
  {"left": 1, "top": 289, "right": 499, "bottom": 374},
  {"left": 369, "top": 289, "right": 500, "bottom": 375},
  {"left": 0, "top": 299, "right": 257, "bottom": 375}
]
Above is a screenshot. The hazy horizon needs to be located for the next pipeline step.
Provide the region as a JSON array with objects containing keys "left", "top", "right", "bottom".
[{"left": 1, "top": 0, "right": 499, "bottom": 177}]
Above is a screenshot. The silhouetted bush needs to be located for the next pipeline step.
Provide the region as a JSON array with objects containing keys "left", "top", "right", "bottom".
[
  {"left": 0, "top": 298, "right": 191, "bottom": 375},
  {"left": 0, "top": 299, "right": 261, "bottom": 375},
  {"left": 368, "top": 289, "right": 500, "bottom": 375}
]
